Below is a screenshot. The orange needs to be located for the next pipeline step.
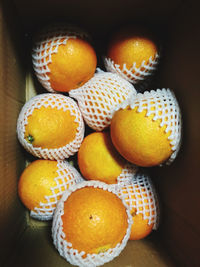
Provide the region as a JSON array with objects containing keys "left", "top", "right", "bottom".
[
  {"left": 110, "top": 106, "right": 172, "bottom": 167},
  {"left": 17, "top": 94, "right": 84, "bottom": 160},
  {"left": 107, "top": 26, "right": 158, "bottom": 72},
  {"left": 69, "top": 70, "right": 135, "bottom": 131},
  {"left": 33, "top": 26, "right": 97, "bottom": 93},
  {"left": 18, "top": 159, "right": 81, "bottom": 218},
  {"left": 129, "top": 213, "right": 153, "bottom": 240},
  {"left": 16, "top": 93, "right": 85, "bottom": 161},
  {"left": 78, "top": 132, "right": 126, "bottom": 184},
  {"left": 119, "top": 184, "right": 155, "bottom": 240},
  {"left": 48, "top": 38, "right": 97, "bottom": 92},
  {"left": 61, "top": 186, "right": 128, "bottom": 254},
  {"left": 25, "top": 106, "right": 78, "bottom": 149}
]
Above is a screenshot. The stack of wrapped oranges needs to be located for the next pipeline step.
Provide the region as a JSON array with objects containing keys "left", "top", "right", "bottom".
[{"left": 16, "top": 23, "right": 182, "bottom": 266}]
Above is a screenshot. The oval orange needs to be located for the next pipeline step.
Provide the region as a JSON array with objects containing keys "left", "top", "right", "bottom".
[{"left": 61, "top": 186, "right": 128, "bottom": 254}]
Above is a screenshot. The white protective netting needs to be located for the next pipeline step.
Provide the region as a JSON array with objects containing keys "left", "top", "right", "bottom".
[
  {"left": 115, "top": 88, "right": 182, "bottom": 165},
  {"left": 32, "top": 23, "right": 90, "bottom": 93},
  {"left": 69, "top": 69, "right": 136, "bottom": 131},
  {"left": 30, "top": 160, "right": 84, "bottom": 221},
  {"left": 117, "top": 172, "right": 159, "bottom": 230},
  {"left": 17, "top": 93, "right": 85, "bottom": 160},
  {"left": 116, "top": 163, "right": 138, "bottom": 186},
  {"left": 104, "top": 52, "right": 160, "bottom": 85},
  {"left": 52, "top": 180, "right": 132, "bottom": 267}
]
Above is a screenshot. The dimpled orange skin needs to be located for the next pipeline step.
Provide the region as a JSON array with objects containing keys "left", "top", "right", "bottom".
[
  {"left": 107, "top": 28, "right": 158, "bottom": 70},
  {"left": 110, "top": 107, "right": 172, "bottom": 167},
  {"left": 25, "top": 106, "right": 78, "bottom": 149},
  {"left": 18, "top": 160, "right": 59, "bottom": 211},
  {"left": 48, "top": 38, "right": 97, "bottom": 92},
  {"left": 120, "top": 185, "right": 154, "bottom": 240},
  {"left": 62, "top": 187, "right": 128, "bottom": 254},
  {"left": 78, "top": 132, "right": 126, "bottom": 184},
  {"left": 129, "top": 212, "right": 153, "bottom": 240}
]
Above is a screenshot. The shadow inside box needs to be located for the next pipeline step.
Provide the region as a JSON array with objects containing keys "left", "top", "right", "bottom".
[{"left": 6, "top": 219, "right": 175, "bottom": 267}]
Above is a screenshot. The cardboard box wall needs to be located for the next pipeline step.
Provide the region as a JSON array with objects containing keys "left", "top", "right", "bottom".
[{"left": 0, "top": 0, "right": 200, "bottom": 266}]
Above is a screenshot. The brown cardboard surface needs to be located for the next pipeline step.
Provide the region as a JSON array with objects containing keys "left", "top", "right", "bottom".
[
  {"left": 155, "top": 203, "right": 200, "bottom": 267},
  {"left": 144, "top": 1, "right": 200, "bottom": 266},
  {"left": 149, "top": 0, "right": 200, "bottom": 265},
  {"left": 5, "top": 225, "right": 175, "bottom": 267},
  {"left": 0, "top": 0, "right": 27, "bottom": 265}
]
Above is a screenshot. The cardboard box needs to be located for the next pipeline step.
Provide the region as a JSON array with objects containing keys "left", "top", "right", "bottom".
[{"left": 0, "top": 0, "right": 199, "bottom": 266}]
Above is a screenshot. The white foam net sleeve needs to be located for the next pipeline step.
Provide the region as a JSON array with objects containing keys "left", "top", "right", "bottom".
[
  {"left": 30, "top": 160, "right": 84, "bottom": 221},
  {"left": 32, "top": 23, "right": 90, "bottom": 93},
  {"left": 52, "top": 180, "right": 132, "bottom": 267},
  {"left": 116, "top": 163, "right": 138, "bottom": 186},
  {"left": 104, "top": 52, "right": 160, "bottom": 85},
  {"left": 127, "top": 88, "right": 182, "bottom": 164},
  {"left": 117, "top": 172, "right": 159, "bottom": 230},
  {"left": 69, "top": 69, "right": 136, "bottom": 131},
  {"left": 17, "top": 93, "right": 85, "bottom": 160}
]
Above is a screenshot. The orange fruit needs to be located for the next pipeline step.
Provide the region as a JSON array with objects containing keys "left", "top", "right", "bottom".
[
  {"left": 110, "top": 89, "right": 181, "bottom": 167},
  {"left": 17, "top": 93, "right": 84, "bottom": 160},
  {"left": 32, "top": 24, "right": 97, "bottom": 92},
  {"left": 111, "top": 106, "right": 172, "bottom": 166},
  {"left": 78, "top": 132, "right": 127, "bottom": 184},
  {"left": 105, "top": 26, "right": 159, "bottom": 83},
  {"left": 25, "top": 105, "right": 77, "bottom": 149},
  {"left": 69, "top": 70, "right": 136, "bottom": 131},
  {"left": 18, "top": 159, "right": 82, "bottom": 220},
  {"left": 61, "top": 185, "right": 129, "bottom": 254},
  {"left": 129, "top": 213, "right": 153, "bottom": 240},
  {"left": 118, "top": 176, "right": 158, "bottom": 240},
  {"left": 107, "top": 27, "right": 158, "bottom": 68}
]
